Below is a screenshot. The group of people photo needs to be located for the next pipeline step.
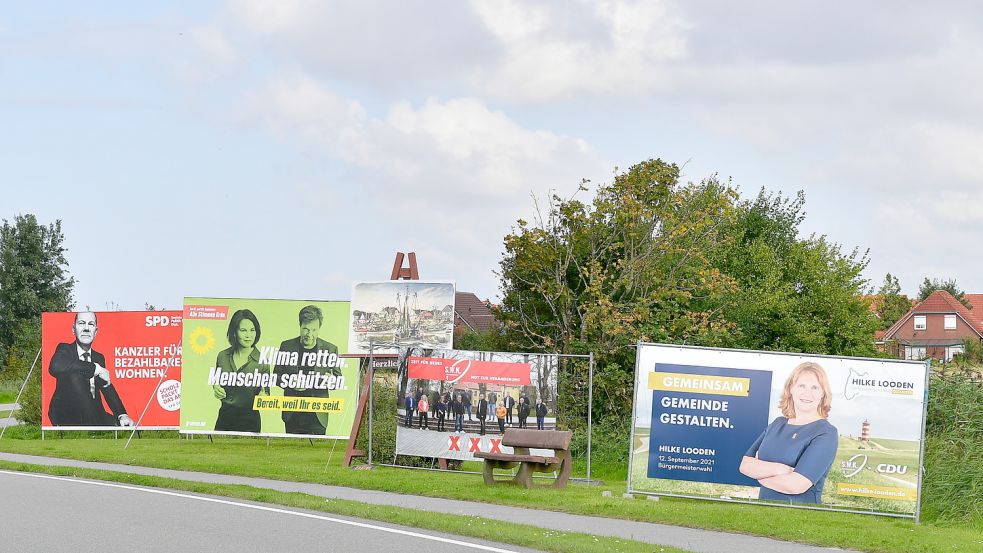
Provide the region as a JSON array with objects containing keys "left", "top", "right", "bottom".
[{"left": 402, "top": 384, "right": 550, "bottom": 435}]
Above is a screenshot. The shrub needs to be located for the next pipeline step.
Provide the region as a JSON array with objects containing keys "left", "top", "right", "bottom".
[
  {"left": 921, "top": 368, "right": 983, "bottom": 523},
  {"left": 6, "top": 329, "right": 41, "bottom": 426}
]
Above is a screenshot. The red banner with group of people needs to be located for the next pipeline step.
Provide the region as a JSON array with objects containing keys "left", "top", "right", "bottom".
[{"left": 397, "top": 349, "right": 558, "bottom": 461}]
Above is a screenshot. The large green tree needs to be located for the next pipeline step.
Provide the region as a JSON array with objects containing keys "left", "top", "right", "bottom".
[
  {"left": 0, "top": 214, "right": 75, "bottom": 370},
  {"left": 712, "top": 189, "right": 880, "bottom": 356},
  {"left": 497, "top": 159, "right": 740, "bottom": 459},
  {"left": 497, "top": 160, "right": 881, "bottom": 460}
]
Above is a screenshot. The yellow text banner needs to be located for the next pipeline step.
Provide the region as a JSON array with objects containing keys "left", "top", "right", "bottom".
[
  {"left": 253, "top": 395, "right": 346, "bottom": 413},
  {"left": 648, "top": 371, "right": 750, "bottom": 397}
]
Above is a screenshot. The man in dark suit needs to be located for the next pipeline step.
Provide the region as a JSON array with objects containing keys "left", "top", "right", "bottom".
[
  {"left": 404, "top": 392, "right": 415, "bottom": 427},
  {"left": 452, "top": 393, "right": 465, "bottom": 432},
  {"left": 48, "top": 312, "right": 134, "bottom": 427},
  {"left": 464, "top": 389, "right": 474, "bottom": 421},
  {"left": 476, "top": 392, "right": 488, "bottom": 435},
  {"left": 273, "top": 305, "right": 341, "bottom": 435},
  {"left": 536, "top": 398, "right": 548, "bottom": 430},
  {"left": 504, "top": 393, "right": 516, "bottom": 426}
]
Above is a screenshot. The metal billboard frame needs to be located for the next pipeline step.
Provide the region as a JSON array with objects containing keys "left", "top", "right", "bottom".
[{"left": 627, "top": 342, "right": 931, "bottom": 520}]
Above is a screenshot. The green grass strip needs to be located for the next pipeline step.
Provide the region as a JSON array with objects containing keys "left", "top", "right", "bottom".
[
  {"left": 0, "top": 460, "right": 686, "bottom": 553},
  {"left": 1, "top": 433, "right": 980, "bottom": 553}
]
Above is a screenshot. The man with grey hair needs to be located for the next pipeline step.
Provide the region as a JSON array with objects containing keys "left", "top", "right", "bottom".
[
  {"left": 273, "top": 305, "right": 342, "bottom": 435},
  {"left": 48, "top": 312, "right": 134, "bottom": 427}
]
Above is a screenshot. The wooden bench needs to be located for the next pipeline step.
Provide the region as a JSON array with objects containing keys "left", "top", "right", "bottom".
[{"left": 474, "top": 428, "right": 572, "bottom": 488}]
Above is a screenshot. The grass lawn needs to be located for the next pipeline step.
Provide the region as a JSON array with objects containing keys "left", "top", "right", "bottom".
[
  {"left": 0, "top": 382, "right": 18, "bottom": 404},
  {"left": 0, "top": 428, "right": 980, "bottom": 553},
  {"left": 0, "top": 460, "right": 678, "bottom": 553}
]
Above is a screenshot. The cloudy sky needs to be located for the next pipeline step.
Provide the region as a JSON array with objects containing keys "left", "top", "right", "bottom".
[{"left": 3, "top": 1, "right": 981, "bottom": 310}]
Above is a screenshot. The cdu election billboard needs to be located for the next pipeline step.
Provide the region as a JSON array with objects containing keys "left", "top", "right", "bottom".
[
  {"left": 180, "top": 297, "right": 357, "bottom": 439},
  {"left": 629, "top": 343, "right": 929, "bottom": 518},
  {"left": 41, "top": 311, "right": 183, "bottom": 430}
]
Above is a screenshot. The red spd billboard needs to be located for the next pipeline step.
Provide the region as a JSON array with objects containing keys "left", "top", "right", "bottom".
[{"left": 41, "top": 311, "right": 182, "bottom": 430}]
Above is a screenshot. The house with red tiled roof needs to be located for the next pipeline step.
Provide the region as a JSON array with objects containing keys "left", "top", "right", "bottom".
[
  {"left": 454, "top": 292, "right": 499, "bottom": 335},
  {"left": 881, "top": 290, "right": 983, "bottom": 361}
]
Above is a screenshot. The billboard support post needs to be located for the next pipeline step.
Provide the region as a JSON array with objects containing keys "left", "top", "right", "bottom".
[
  {"left": 0, "top": 348, "right": 41, "bottom": 440},
  {"left": 124, "top": 345, "right": 181, "bottom": 449},
  {"left": 914, "top": 359, "right": 932, "bottom": 524},
  {"left": 587, "top": 351, "right": 594, "bottom": 484},
  {"left": 368, "top": 341, "right": 374, "bottom": 466},
  {"left": 626, "top": 341, "right": 643, "bottom": 495}
]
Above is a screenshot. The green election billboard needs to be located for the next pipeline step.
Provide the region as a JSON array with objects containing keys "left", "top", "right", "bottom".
[{"left": 180, "top": 297, "right": 356, "bottom": 439}]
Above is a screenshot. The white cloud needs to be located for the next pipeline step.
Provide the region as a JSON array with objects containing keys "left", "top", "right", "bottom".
[
  {"left": 237, "top": 75, "right": 605, "bottom": 296},
  {"left": 242, "top": 75, "right": 599, "bottom": 210},
  {"left": 223, "top": 0, "right": 496, "bottom": 88},
  {"left": 226, "top": 0, "right": 314, "bottom": 35},
  {"left": 904, "top": 123, "right": 983, "bottom": 186},
  {"left": 470, "top": 0, "right": 688, "bottom": 101},
  {"left": 186, "top": 1, "right": 983, "bottom": 296},
  {"left": 873, "top": 190, "right": 983, "bottom": 294},
  {"left": 243, "top": 74, "right": 367, "bottom": 149},
  {"left": 176, "top": 26, "right": 241, "bottom": 84},
  {"left": 191, "top": 26, "right": 239, "bottom": 67}
]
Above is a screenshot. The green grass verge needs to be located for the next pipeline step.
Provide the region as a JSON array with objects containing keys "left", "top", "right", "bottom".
[
  {"left": 0, "top": 460, "right": 684, "bottom": 553},
  {"left": 0, "top": 382, "right": 17, "bottom": 404},
  {"left": 0, "top": 429, "right": 980, "bottom": 553}
]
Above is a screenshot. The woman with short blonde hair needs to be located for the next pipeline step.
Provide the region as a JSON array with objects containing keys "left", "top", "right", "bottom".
[
  {"left": 778, "top": 362, "right": 832, "bottom": 419},
  {"left": 739, "top": 361, "right": 839, "bottom": 505}
]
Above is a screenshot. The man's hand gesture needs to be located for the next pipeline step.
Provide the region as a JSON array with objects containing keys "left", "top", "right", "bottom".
[{"left": 94, "top": 363, "right": 111, "bottom": 385}]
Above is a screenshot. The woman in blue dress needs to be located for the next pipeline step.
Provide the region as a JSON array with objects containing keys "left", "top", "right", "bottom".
[{"left": 740, "top": 361, "right": 838, "bottom": 504}]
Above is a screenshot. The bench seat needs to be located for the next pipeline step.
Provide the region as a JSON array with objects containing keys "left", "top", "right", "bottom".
[
  {"left": 474, "top": 452, "right": 559, "bottom": 464},
  {"left": 476, "top": 428, "right": 572, "bottom": 488}
]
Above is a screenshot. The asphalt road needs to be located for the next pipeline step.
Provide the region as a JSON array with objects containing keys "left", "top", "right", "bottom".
[
  {"left": 0, "top": 470, "right": 541, "bottom": 553},
  {"left": 0, "top": 452, "right": 854, "bottom": 553},
  {"left": 0, "top": 403, "right": 22, "bottom": 428}
]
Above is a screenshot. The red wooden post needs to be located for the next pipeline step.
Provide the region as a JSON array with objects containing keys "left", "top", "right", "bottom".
[
  {"left": 342, "top": 363, "right": 372, "bottom": 466},
  {"left": 390, "top": 252, "right": 419, "bottom": 280}
]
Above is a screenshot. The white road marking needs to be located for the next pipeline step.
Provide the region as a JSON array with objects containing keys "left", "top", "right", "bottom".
[{"left": 0, "top": 470, "right": 521, "bottom": 553}]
